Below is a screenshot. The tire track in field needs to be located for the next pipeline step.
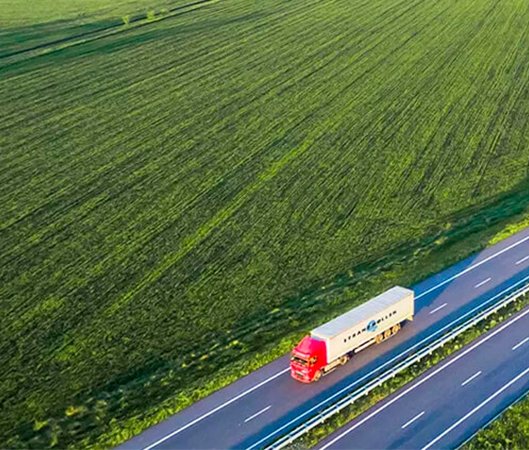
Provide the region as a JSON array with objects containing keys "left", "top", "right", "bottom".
[
  {"left": 0, "top": 0, "right": 223, "bottom": 66},
  {"left": 277, "top": 0, "right": 462, "bottom": 230},
  {"left": 266, "top": 0, "right": 500, "bottom": 238},
  {"left": 0, "top": 133, "right": 274, "bottom": 328},
  {"left": 390, "top": 0, "right": 502, "bottom": 212},
  {"left": 101, "top": 110, "right": 355, "bottom": 318},
  {"left": 380, "top": 0, "right": 500, "bottom": 211},
  {"left": 468, "top": 1, "right": 529, "bottom": 197},
  {"left": 419, "top": 0, "right": 525, "bottom": 205}
]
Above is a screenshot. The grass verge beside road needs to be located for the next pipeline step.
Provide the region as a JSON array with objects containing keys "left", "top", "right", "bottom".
[{"left": 462, "top": 392, "right": 529, "bottom": 450}]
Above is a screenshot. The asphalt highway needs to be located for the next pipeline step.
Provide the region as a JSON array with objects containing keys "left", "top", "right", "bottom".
[
  {"left": 317, "top": 303, "right": 529, "bottom": 450},
  {"left": 117, "top": 227, "right": 529, "bottom": 450}
]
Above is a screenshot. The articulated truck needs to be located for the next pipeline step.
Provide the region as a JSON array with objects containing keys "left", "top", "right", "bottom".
[{"left": 291, "top": 286, "right": 414, "bottom": 383}]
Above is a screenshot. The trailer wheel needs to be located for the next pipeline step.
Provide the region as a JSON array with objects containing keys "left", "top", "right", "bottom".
[
  {"left": 313, "top": 370, "right": 322, "bottom": 382},
  {"left": 392, "top": 323, "right": 401, "bottom": 335},
  {"left": 339, "top": 355, "right": 349, "bottom": 366},
  {"left": 375, "top": 333, "right": 384, "bottom": 344},
  {"left": 384, "top": 329, "right": 392, "bottom": 339}
]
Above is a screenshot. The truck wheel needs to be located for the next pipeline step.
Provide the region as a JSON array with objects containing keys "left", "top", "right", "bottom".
[
  {"left": 392, "top": 323, "right": 401, "bottom": 335},
  {"left": 339, "top": 355, "right": 349, "bottom": 366},
  {"left": 313, "top": 370, "right": 322, "bottom": 382}
]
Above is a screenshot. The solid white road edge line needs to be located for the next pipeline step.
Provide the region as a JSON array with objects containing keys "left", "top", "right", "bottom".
[
  {"left": 317, "top": 306, "right": 529, "bottom": 450},
  {"left": 247, "top": 272, "right": 529, "bottom": 450},
  {"left": 401, "top": 411, "right": 425, "bottom": 429},
  {"left": 143, "top": 232, "right": 529, "bottom": 450},
  {"left": 461, "top": 371, "right": 482, "bottom": 387},
  {"left": 421, "top": 365, "right": 529, "bottom": 450},
  {"left": 244, "top": 405, "right": 271, "bottom": 423},
  {"left": 429, "top": 303, "right": 447, "bottom": 315},
  {"left": 516, "top": 255, "right": 529, "bottom": 265},
  {"left": 475, "top": 278, "right": 492, "bottom": 289},
  {"left": 141, "top": 368, "right": 289, "bottom": 450},
  {"left": 415, "top": 234, "right": 529, "bottom": 300},
  {"left": 512, "top": 336, "right": 529, "bottom": 351}
]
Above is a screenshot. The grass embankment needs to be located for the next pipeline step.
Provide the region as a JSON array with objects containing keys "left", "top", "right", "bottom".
[
  {"left": 284, "top": 294, "right": 529, "bottom": 449},
  {"left": 3, "top": 0, "right": 529, "bottom": 447},
  {"left": 462, "top": 393, "right": 529, "bottom": 449}
]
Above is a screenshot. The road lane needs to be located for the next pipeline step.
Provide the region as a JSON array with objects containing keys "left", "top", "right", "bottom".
[{"left": 317, "top": 306, "right": 529, "bottom": 450}]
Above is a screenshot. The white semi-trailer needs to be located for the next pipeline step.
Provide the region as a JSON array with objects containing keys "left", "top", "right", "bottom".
[{"left": 291, "top": 286, "right": 414, "bottom": 382}]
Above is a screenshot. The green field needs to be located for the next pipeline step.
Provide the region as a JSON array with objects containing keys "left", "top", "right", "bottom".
[{"left": 2, "top": 0, "right": 529, "bottom": 447}]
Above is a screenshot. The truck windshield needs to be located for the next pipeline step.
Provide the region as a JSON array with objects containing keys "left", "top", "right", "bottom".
[{"left": 291, "top": 355, "right": 308, "bottom": 366}]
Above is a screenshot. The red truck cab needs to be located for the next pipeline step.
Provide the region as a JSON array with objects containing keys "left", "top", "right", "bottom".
[{"left": 290, "top": 335, "right": 327, "bottom": 383}]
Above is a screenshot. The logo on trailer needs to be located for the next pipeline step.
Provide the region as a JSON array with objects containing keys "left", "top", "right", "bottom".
[{"left": 367, "top": 320, "right": 378, "bottom": 333}]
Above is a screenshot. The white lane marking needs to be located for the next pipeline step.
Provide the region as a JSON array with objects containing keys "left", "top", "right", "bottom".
[
  {"left": 415, "top": 234, "right": 529, "bottom": 300},
  {"left": 145, "top": 233, "right": 529, "bottom": 450},
  {"left": 247, "top": 272, "right": 529, "bottom": 450},
  {"left": 244, "top": 405, "right": 271, "bottom": 423},
  {"left": 141, "top": 368, "right": 289, "bottom": 450},
  {"left": 475, "top": 278, "right": 491, "bottom": 289},
  {"left": 461, "top": 371, "right": 482, "bottom": 386},
  {"left": 318, "top": 307, "right": 529, "bottom": 450},
  {"left": 515, "top": 255, "right": 529, "bottom": 265},
  {"left": 401, "top": 411, "right": 425, "bottom": 429},
  {"left": 429, "top": 303, "right": 447, "bottom": 315},
  {"left": 421, "top": 365, "right": 529, "bottom": 450},
  {"left": 512, "top": 336, "right": 529, "bottom": 351}
]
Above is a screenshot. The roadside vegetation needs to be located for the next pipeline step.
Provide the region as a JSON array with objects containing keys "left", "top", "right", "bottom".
[
  {"left": 2, "top": 0, "right": 529, "bottom": 448},
  {"left": 463, "top": 394, "right": 529, "bottom": 450},
  {"left": 284, "top": 293, "right": 529, "bottom": 449}
]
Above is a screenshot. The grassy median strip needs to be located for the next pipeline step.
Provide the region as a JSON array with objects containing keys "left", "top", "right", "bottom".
[{"left": 282, "top": 293, "right": 529, "bottom": 449}]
